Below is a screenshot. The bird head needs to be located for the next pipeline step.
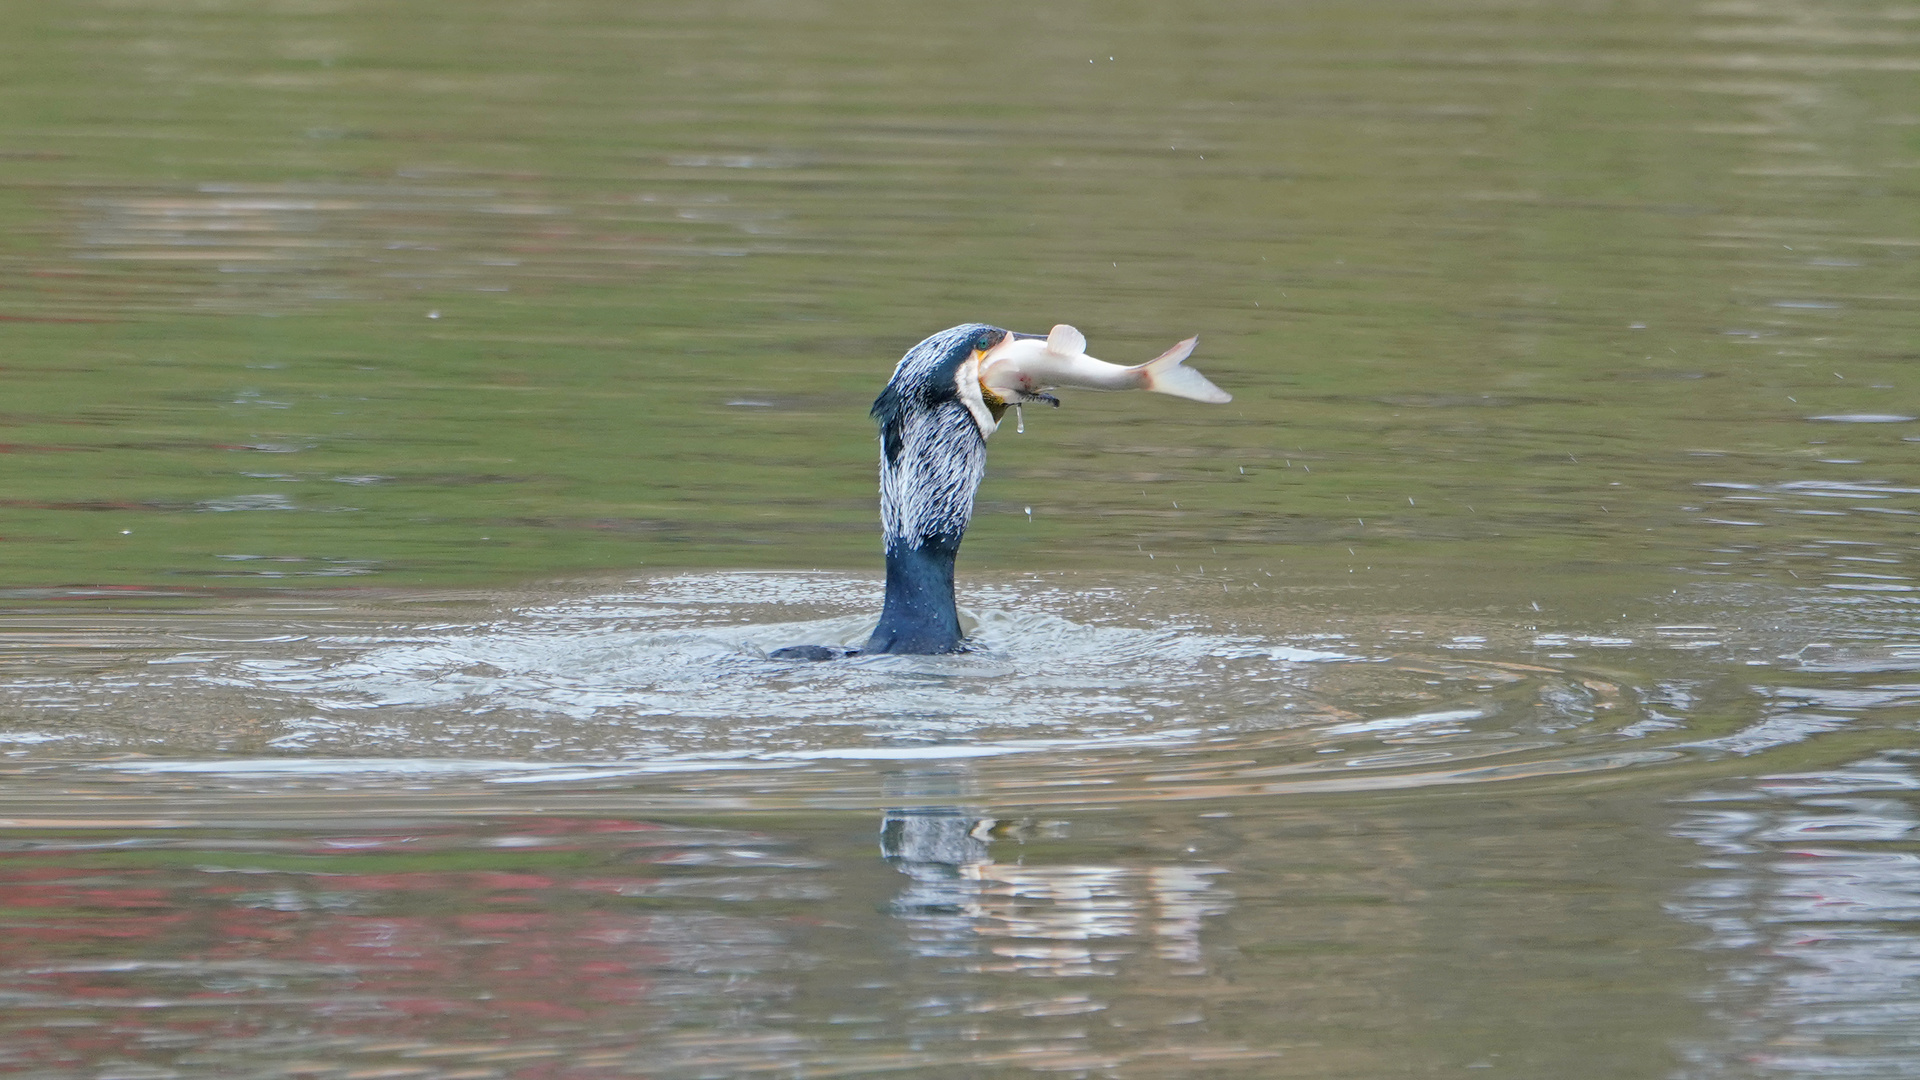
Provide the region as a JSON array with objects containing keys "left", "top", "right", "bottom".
[
  {"left": 872, "top": 324, "right": 1064, "bottom": 447},
  {"left": 872, "top": 323, "right": 1016, "bottom": 445}
]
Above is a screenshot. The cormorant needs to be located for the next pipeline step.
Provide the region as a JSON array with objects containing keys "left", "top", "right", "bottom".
[{"left": 771, "top": 322, "right": 1226, "bottom": 660}]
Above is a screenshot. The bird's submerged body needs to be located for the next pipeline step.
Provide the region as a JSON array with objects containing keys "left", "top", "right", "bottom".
[{"left": 770, "top": 322, "right": 1229, "bottom": 660}]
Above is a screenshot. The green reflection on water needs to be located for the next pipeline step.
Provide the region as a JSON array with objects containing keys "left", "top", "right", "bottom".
[{"left": 1, "top": 0, "right": 1913, "bottom": 607}]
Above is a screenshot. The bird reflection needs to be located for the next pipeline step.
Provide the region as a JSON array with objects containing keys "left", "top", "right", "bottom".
[
  {"left": 881, "top": 804, "right": 995, "bottom": 958},
  {"left": 878, "top": 770, "right": 1230, "bottom": 977}
]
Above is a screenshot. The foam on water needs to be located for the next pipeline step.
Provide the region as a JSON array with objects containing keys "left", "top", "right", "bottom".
[{"left": 158, "top": 573, "right": 1356, "bottom": 760}]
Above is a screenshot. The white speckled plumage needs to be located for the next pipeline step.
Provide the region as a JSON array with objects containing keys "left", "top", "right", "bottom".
[
  {"left": 879, "top": 402, "right": 986, "bottom": 548},
  {"left": 874, "top": 323, "right": 998, "bottom": 550}
]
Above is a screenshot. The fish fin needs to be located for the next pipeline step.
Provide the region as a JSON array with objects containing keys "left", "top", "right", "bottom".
[
  {"left": 1137, "top": 335, "right": 1231, "bottom": 403},
  {"left": 1046, "top": 324, "right": 1087, "bottom": 356}
]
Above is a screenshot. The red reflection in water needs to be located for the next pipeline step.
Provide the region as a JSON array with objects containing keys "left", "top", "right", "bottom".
[{"left": 0, "top": 818, "right": 804, "bottom": 1075}]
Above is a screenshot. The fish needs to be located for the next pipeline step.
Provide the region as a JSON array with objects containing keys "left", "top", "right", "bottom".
[{"left": 978, "top": 324, "right": 1231, "bottom": 411}]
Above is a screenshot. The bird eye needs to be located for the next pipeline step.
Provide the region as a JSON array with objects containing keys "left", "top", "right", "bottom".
[{"left": 972, "top": 331, "right": 997, "bottom": 352}]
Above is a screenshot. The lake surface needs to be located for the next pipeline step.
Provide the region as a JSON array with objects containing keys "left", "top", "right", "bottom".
[{"left": 2, "top": 0, "right": 1918, "bottom": 1076}]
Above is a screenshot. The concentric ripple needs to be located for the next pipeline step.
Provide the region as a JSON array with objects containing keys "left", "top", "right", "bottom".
[{"left": 7, "top": 571, "right": 1907, "bottom": 814}]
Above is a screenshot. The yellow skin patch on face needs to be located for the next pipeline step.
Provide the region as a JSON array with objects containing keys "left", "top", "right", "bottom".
[{"left": 978, "top": 365, "right": 1012, "bottom": 417}]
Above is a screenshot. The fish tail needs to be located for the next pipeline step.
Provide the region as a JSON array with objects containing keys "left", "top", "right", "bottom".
[{"left": 1137, "top": 336, "right": 1231, "bottom": 403}]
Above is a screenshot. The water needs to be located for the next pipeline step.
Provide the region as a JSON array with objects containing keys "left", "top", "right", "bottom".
[{"left": 3, "top": 0, "right": 1919, "bottom": 1076}]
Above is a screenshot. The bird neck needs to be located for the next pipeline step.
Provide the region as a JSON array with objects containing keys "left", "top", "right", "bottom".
[
  {"left": 866, "top": 534, "right": 964, "bottom": 654},
  {"left": 867, "top": 388, "right": 987, "bottom": 656}
]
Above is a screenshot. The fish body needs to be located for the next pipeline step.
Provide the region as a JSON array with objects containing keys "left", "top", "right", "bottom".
[{"left": 978, "top": 324, "right": 1230, "bottom": 407}]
